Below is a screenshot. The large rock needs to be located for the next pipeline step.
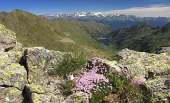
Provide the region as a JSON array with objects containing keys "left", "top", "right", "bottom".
[
  {"left": 0, "top": 51, "right": 27, "bottom": 90},
  {"left": 0, "top": 87, "right": 23, "bottom": 103},
  {"left": 26, "top": 82, "right": 65, "bottom": 103},
  {"left": 155, "top": 47, "right": 170, "bottom": 56},
  {"left": 117, "top": 48, "right": 170, "bottom": 78},
  {"left": 104, "top": 60, "right": 122, "bottom": 73},
  {"left": 25, "top": 76, "right": 66, "bottom": 103},
  {"left": 0, "top": 23, "right": 22, "bottom": 51},
  {"left": 117, "top": 48, "right": 170, "bottom": 102},
  {"left": 23, "top": 47, "right": 70, "bottom": 83},
  {"left": 0, "top": 51, "right": 27, "bottom": 102},
  {"left": 145, "top": 76, "right": 170, "bottom": 102},
  {"left": 0, "top": 23, "right": 27, "bottom": 102},
  {"left": 63, "top": 91, "right": 89, "bottom": 103},
  {"left": 22, "top": 47, "right": 70, "bottom": 102}
]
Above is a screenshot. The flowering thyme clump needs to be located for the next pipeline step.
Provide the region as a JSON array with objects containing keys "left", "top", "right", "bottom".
[
  {"left": 132, "top": 78, "right": 146, "bottom": 84},
  {"left": 118, "top": 64, "right": 146, "bottom": 84},
  {"left": 118, "top": 64, "right": 131, "bottom": 79},
  {"left": 71, "top": 57, "right": 112, "bottom": 98}
]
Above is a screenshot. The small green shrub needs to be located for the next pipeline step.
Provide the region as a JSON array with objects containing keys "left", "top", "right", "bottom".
[
  {"left": 63, "top": 80, "right": 74, "bottom": 95},
  {"left": 106, "top": 73, "right": 123, "bottom": 93},
  {"left": 120, "top": 79, "right": 152, "bottom": 103},
  {"left": 55, "top": 52, "right": 87, "bottom": 78},
  {"left": 89, "top": 83, "right": 111, "bottom": 103}
]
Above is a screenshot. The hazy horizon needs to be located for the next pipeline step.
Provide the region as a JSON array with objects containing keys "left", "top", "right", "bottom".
[{"left": 0, "top": 0, "right": 170, "bottom": 17}]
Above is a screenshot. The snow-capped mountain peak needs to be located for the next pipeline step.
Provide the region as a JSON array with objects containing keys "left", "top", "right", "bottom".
[
  {"left": 40, "top": 12, "right": 107, "bottom": 18},
  {"left": 39, "top": 12, "right": 170, "bottom": 30}
]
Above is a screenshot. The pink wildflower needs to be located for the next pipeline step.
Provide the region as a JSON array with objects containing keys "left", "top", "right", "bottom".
[
  {"left": 118, "top": 64, "right": 131, "bottom": 79},
  {"left": 71, "top": 57, "right": 110, "bottom": 98},
  {"left": 132, "top": 78, "right": 146, "bottom": 84}
]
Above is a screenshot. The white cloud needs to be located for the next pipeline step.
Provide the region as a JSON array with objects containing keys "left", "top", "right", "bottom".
[{"left": 102, "top": 5, "right": 170, "bottom": 17}]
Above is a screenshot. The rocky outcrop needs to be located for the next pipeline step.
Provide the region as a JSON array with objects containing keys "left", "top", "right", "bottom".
[
  {"left": 0, "top": 23, "right": 87, "bottom": 103},
  {"left": 23, "top": 47, "right": 71, "bottom": 102},
  {"left": 0, "top": 23, "right": 22, "bottom": 51},
  {"left": 0, "top": 87, "right": 23, "bottom": 102},
  {"left": 117, "top": 48, "right": 170, "bottom": 102},
  {"left": 155, "top": 47, "right": 170, "bottom": 56},
  {"left": 63, "top": 91, "right": 89, "bottom": 103},
  {"left": 0, "top": 51, "right": 27, "bottom": 90},
  {"left": 22, "top": 47, "right": 69, "bottom": 83},
  {"left": 117, "top": 48, "right": 170, "bottom": 78},
  {"left": 0, "top": 24, "right": 27, "bottom": 102}
]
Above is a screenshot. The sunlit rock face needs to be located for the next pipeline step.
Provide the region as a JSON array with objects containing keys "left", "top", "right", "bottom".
[
  {"left": 0, "top": 23, "right": 27, "bottom": 102},
  {"left": 0, "top": 23, "right": 22, "bottom": 51},
  {"left": 117, "top": 48, "right": 170, "bottom": 102}
]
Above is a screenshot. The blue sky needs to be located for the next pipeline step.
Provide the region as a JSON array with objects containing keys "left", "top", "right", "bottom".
[{"left": 0, "top": 0, "right": 170, "bottom": 17}]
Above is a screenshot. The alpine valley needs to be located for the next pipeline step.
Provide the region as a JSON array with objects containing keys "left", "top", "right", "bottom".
[{"left": 0, "top": 9, "right": 114, "bottom": 58}]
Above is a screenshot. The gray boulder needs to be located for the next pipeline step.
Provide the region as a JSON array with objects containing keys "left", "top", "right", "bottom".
[
  {"left": 0, "top": 87, "right": 23, "bottom": 103},
  {"left": 155, "top": 47, "right": 170, "bottom": 56},
  {"left": 22, "top": 47, "right": 70, "bottom": 103},
  {"left": 0, "top": 24, "right": 27, "bottom": 102},
  {"left": 0, "top": 51, "right": 27, "bottom": 90},
  {"left": 117, "top": 48, "right": 170, "bottom": 102},
  {"left": 117, "top": 48, "right": 170, "bottom": 78},
  {"left": 145, "top": 76, "right": 170, "bottom": 102},
  {"left": 0, "top": 23, "right": 22, "bottom": 51},
  {"left": 22, "top": 47, "right": 70, "bottom": 83},
  {"left": 63, "top": 91, "right": 89, "bottom": 103}
]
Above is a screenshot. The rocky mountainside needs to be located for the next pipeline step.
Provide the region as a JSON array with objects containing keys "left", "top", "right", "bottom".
[
  {"left": 0, "top": 9, "right": 113, "bottom": 57},
  {"left": 106, "top": 21, "right": 170, "bottom": 53},
  {"left": 115, "top": 48, "right": 170, "bottom": 102},
  {"left": 1, "top": 23, "right": 170, "bottom": 103},
  {"left": 0, "top": 23, "right": 89, "bottom": 102},
  {"left": 40, "top": 12, "right": 170, "bottom": 29}
]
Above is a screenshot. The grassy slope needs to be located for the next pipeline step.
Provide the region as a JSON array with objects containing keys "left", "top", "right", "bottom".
[
  {"left": 0, "top": 9, "right": 114, "bottom": 58},
  {"left": 107, "top": 22, "right": 170, "bottom": 52},
  {"left": 75, "top": 20, "right": 113, "bottom": 39}
]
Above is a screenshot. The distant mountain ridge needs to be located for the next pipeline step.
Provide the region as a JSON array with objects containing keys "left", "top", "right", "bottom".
[
  {"left": 40, "top": 12, "right": 170, "bottom": 29},
  {"left": 1, "top": 9, "right": 170, "bottom": 56},
  {"left": 106, "top": 21, "right": 170, "bottom": 52},
  {"left": 0, "top": 9, "right": 113, "bottom": 58}
]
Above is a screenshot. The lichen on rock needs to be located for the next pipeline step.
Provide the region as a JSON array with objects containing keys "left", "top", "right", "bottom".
[
  {"left": 0, "top": 24, "right": 22, "bottom": 51},
  {"left": 0, "top": 87, "right": 23, "bottom": 103},
  {"left": 117, "top": 48, "right": 170, "bottom": 79},
  {"left": 144, "top": 76, "right": 170, "bottom": 102},
  {"left": 63, "top": 91, "right": 89, "bottom": 103},
  {"left": 0, "top": 51, "right": 27, "bottom": 90},
  {"left": 116, "top": 48, "right": 170, "bottom": 102},
  {"left": 22, "top": 47, "right": 70, "bottom": 83}
]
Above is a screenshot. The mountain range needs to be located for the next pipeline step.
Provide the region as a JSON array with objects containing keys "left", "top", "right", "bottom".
[
  {"left": 1, "top": 9, "right": 170, "bottom": 55},
  {"left": 40, "top": 12, "right": 170, "bottom": 29},
  {"left": 0, "top": 9, "right": 113, "bottom": 58},
  {"left": 106, "top": 21, "right": 170, "bottom": 53}
]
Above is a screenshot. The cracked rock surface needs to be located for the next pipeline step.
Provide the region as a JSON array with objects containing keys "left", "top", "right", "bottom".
[
  {"left": 0, "top": 23, "right": 88, "bottom": 103},
  {"left": 117, "top": 48, "right": 170, "bottom": 102}
]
